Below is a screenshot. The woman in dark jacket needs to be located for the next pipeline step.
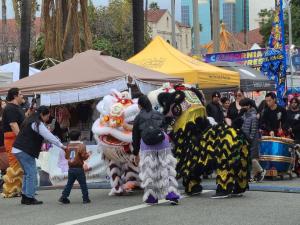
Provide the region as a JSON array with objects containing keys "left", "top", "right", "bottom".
[
  {"left": 132, "top": 95, "right": 180, "bottom": 205},
  {"left": 228, "top": 89, "right": 245, "bottom": 121},
  {"left": 12, "top": 106, "right": 66, "bottom": 205}
]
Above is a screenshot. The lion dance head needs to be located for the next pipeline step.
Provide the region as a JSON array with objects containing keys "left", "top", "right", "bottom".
[{"left": 92, "top": 90, "right": 140, "bottom": 195}]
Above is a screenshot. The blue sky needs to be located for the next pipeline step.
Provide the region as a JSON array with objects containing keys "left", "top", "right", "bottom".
[{"left": 1, "top": 0, "right": 182, "bottom": 21}]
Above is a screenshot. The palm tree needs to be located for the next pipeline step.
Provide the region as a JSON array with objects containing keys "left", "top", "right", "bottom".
[
  {"left": 193, "top": 0, "right": 200, "bottom": 55},
  {"left": 149, "top": 2, "right": 159, "bottom": 10},
  {"left": 19, "top": 0, "right": 32, "bottom": 79},
  {"left": 243, "top": 0, "right": 248, "bottom": 44},
  {"left": 132, "top": 0, "right": 144, "bottom": 54},
  {"left": 211, "top": 0, "right": 220, "bottom": 52},
  {"left": 1, "top": 0, "right": 8, "bottom": 64},
  {"left": 42, "top": 0, "right": 92, "bottom": 60}
]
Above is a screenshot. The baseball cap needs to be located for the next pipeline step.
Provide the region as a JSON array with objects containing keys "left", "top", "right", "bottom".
[{"left": 212, "top": 91, "right": 221, "bottom": 98}]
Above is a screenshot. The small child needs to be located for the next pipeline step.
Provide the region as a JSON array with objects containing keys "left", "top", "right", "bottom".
[{"left": 59, "top": 130, "right": 91, "bottom": 204}]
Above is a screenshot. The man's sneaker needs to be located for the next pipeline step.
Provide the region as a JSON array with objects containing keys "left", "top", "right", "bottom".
[
  {"left": 211, "top": 192, "right": 229, "bottom": 199},
  {"left": 145, "top": 194, "right": 158, "bottom": 205},
  {"left": 22, "top": 198, "right": 43, "bottom": 205},
  {"left": 30, "top": 198, "right": 43, "bottom": 205},
  {"left": 230, "top": 192, "right": 243, "bottom": 198},
  {"left": 21, "top": 194, "right": 43, "bottom": 205},
  {"left": 83, "top": 199, "right": 91, "bottom": 204},
  {"left": 59, "top": 197, "right": 70, "bottom": 204},
  {"left": 255, "top": 169, "right": 266, "bottom": 182},
  {"left": 186, "top": 184, "right": 203, "bottom": 196},
  {"left": 21, "top": 194, "right": 30, "bottom": 204}
]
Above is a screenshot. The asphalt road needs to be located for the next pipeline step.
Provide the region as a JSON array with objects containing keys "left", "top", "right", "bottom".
[{"left": 0, "top": 189, "right": 299, "bottom": 225}]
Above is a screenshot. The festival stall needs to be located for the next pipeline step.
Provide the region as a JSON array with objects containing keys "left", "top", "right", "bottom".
[
  {"left": 210, "top": 61, "right": 276, "bottom": 91},
  {"left": 0, "top": 61, "right": 40, "bottom": 86},
  {"left": 0, "top": 50, "right": 183, "bottom": 187},
  {"left": 127, "top": 36, "right": 240, "bottom": 90},
  {"left": 0, "top": 50, "right": 181, "bottom": 96}
]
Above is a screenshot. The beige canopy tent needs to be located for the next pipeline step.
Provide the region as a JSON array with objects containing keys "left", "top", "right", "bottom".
[{"left": 0, "top": 50, "right": 183, "bottom": 105}]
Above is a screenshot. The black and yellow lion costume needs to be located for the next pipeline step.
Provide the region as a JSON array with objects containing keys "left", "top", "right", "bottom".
[{"left": 149, "top": 84, "right": 250, "bottom": 196}]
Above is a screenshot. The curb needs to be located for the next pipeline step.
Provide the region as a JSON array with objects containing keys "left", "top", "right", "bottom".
[
  {"left": 201, "top": 184, "right": 300, "bottom": 193},
  {"left": 39, "top": 182, "right": 300, "bottom": 194}
]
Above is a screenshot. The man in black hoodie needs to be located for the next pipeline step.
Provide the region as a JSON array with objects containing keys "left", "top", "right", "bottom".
[{"left": 206, "top": 91, "right": 224, "bottom": 124}]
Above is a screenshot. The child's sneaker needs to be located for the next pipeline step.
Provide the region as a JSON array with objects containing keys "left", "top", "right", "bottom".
[
  {"left": 83, "top": 199, "right": 91, "bottom": 204},
  {"left": 59, "top": 197, "right": 70, "bottom": 204},
  {"left": 255, "top": 169, "right": 266, "bottom": 182},
  {"left": 145, "top": 194, "right": 158, "bottom": 205}
]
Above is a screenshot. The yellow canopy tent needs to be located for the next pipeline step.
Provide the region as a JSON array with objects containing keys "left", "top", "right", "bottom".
[{"left": 128, "top": 36, "right": 240, "bottom": 89}]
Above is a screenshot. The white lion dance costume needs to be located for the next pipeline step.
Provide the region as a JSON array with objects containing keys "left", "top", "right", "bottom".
[
  {"left": 136, "top": 116, "right": 180, "bottom": 204},
  {"left": 92, "top": 90, "right": 140, "bottom": 195}
]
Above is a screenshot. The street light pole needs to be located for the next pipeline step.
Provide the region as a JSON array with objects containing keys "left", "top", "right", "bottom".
[
  {"left": 193, "top": 0, "right": 200, "bottom": 56},
  {"left": 285, "top": 0, "right": 293, "bottom": 90},
  {"left": 212, "top": 0, "right": 220, "bottom": 53},
  {"left": 171, "top": 0, "right": 176, "bottom": 47}
]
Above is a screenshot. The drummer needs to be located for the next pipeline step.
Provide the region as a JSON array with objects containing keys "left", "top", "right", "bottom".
[{"left": 260, "top": 92, "right": 287, "bottom": 137}]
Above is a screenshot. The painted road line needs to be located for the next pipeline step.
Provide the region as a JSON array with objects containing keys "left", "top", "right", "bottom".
[{"left": 56, "top": 190, "right": 213, "bottom": 225}]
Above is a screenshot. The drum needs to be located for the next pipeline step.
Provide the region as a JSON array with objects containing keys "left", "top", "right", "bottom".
[{"left": 259, "top": 136, "right": 294, "bottom": 175}]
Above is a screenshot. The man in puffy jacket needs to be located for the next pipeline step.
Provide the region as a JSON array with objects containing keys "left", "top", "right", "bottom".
[{"left": 240, "top": 98, "right": 265, "bottom": 182}]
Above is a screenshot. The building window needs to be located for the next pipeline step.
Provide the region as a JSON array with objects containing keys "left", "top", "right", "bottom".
[{"left": 167, "top": 17, "right": 169, "bottom": 28}]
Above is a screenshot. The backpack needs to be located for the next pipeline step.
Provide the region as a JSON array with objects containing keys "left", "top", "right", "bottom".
[{"left": 140, "top": 111, "right": 165, "bottom": 145}]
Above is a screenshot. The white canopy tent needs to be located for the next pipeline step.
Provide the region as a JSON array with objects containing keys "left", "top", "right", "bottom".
[{"left": 0, "top": 62, "right": 41, "bottom": 85}]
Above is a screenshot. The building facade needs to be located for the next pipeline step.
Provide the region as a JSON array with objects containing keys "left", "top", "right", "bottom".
[
  {"left": 249, "top": 1, "right": 275, "bottom": 30},
  {"left": 181, "top": 0, "right": 225, "bottom": 45},
  {"left": 235, "top": 0, "right": 249, "bottom": 33},
  {"left": 181, "top": 0, "right": 191, "bottom": 26},
  {"left": 181, "top": 0, "right": 251, "bottom": 45},
  {"left": 147, "top": 9, "right": 192, "bottom": 54},
  {"left": 223, "top": 2, "right": 236, "bottom": 33}
]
